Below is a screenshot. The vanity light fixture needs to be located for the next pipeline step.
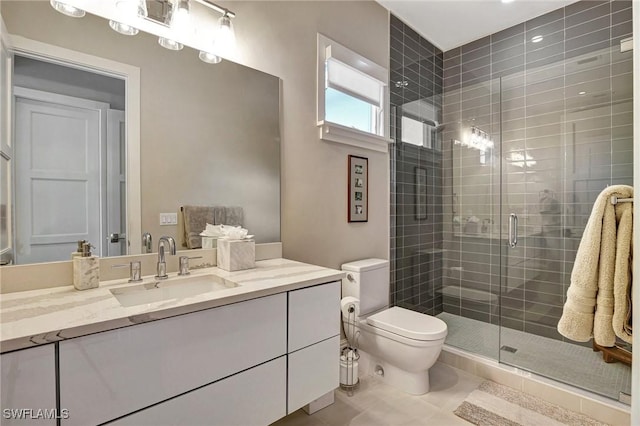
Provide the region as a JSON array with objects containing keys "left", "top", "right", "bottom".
[
  {"left": 159, "top": 37, "right": 184, "bottom": 50},
  {"left": 109, "top": 20, "right": 140, "bottom": 36},
  {"left": 54, "top": 0, "right": 236, "bottom": 64},
  {"left": 158, "top": 0, "right": 189, "bottom": 51},
  {"left": 49, "top": 0, "right": 86, "bottom": 17},
  {"left": 213, "top": 13, "right": 236, "bottom": 56},
  {"left": 199, "top": 51, "right": 222, "bottom": 64},
  {"left": 108, "top": 0, "right": 147, "bottom": 36},
  {"left": 116, "top": 0, "right": 148, "bottom": 18}
]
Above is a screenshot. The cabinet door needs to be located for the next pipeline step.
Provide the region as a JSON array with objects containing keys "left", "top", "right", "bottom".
[
  {"left": 288, "top": 281, "right": 340, "bottom": 352},
  {"left": 109, "top": 356, "right": 286, "bottom": 426},
  {"left": 1, "top": 345, "right": 56, "bottom": 426},
  {"left": 59, "top": 293, "right": 287, "bottom": 426},
  {"left": 288, "top": 336, "right": 339, "bottom": 414}
]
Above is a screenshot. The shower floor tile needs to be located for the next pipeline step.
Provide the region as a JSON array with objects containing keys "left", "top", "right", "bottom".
[{"left": 437, "top": 312, "right": 632, "bottom": 401}]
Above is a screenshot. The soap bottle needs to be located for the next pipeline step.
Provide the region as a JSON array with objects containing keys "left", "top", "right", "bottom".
[
  {"left": 73, "top": 242, "right": 99, "bottom": 291},
  {"left": 70, "top": 240, "right": 87, "bottom": 259}
]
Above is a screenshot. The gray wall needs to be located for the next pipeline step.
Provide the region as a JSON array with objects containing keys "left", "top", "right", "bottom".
[
  {"left": 389, "top": 14, "right": 444, "bottom": 315},
  {"left": 441, "top": 0, "right": 633, "bottom": 340}
]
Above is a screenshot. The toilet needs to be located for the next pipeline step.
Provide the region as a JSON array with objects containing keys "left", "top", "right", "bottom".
[{"left": 341, "top": 258, "right": 447, "bottom": 395}]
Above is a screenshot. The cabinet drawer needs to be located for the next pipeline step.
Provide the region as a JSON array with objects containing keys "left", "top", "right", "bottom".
[
  {"left": 287, "top": 335, "right": 339, "bottom": 414},
  {"left": 59, "top": 293, "right": 287, "bottom": 426},
  {"left": 109, "top": 356, "right": 286, "bottom": 426},
  {"left": 1, "top": 345, "right": 56, "bottom": 426},
  {"left": 288, "top": 281, "right": 340, "bottom": 352}
]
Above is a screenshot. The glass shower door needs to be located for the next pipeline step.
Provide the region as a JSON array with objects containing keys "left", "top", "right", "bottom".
[{"left": 498, "top": 40, "right": 633, "bottom": 401}]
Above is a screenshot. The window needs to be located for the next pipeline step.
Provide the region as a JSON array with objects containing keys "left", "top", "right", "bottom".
[
  {"left": 317, "top": 34, "right": 392, "bottom": 152},
  {"left": 401, "top": 116, "right": 440, "bottom": 150}
]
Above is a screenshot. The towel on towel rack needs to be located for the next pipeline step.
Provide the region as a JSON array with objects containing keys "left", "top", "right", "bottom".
[
  {"left": 557, "top": 185, "right": 633, "bottom": 346},
  {"left": 613, "top": 201, "right": 633, "bottom": 343}
]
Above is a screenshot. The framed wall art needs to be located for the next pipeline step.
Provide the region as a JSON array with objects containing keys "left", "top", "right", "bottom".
[{"left": 348, "top": 155, "right": 368, "bottom": 222}]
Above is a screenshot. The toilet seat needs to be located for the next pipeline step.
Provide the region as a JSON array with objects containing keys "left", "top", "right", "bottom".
[{"left": 366, "top": 307, "right": 447, "bottom": 341}]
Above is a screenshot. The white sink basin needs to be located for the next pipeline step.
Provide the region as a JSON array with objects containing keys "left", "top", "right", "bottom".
[{"left": 110, "top": 274, "right": 239, "bottom": 307}]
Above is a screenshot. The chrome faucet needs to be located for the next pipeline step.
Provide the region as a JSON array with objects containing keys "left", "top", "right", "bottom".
[{"left": 155, "top": 236, "right": 176, "bottom": 280}]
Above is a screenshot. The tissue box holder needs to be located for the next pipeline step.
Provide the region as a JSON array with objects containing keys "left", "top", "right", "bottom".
[
  {"left": 202, "top": 236, "right": 218, "bottom": 249},
  {"left": 217, "top": 239, "right": 255, "bottom": 271}
]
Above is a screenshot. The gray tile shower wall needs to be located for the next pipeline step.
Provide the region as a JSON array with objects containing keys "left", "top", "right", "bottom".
[
  {"left": 390, "top": 14, "right": 444, "bottom": 315},
  {"left": 441, "top": 0, "right": 633, "bottom": 342}
]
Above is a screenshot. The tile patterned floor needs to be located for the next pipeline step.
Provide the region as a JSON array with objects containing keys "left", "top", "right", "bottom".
[
  {"left": 437, "top": 312, "right": 632, "bottom": 401},
  {"left": 271, "top": 362, "right": 480, "bottom": 426}
]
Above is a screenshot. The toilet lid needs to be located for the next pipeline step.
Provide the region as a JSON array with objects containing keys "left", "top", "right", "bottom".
[{"left": 366, "top": 307, "right": 447, "bottom": 341}]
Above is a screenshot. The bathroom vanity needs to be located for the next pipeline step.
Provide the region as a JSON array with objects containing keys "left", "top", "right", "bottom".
[{"left": 0, "top": 259, "right": 343, "bottom": 425}]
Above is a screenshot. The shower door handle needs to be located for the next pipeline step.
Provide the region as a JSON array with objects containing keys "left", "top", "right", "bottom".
[{"left": 508, "top": 213, "right": 518, "bottom": 248}]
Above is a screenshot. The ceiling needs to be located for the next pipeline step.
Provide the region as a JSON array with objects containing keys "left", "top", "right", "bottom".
[{"left": 377, "top": 0, "right": 579, "bottom": 52}]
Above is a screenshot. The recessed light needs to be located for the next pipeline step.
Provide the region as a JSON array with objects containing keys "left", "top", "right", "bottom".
[
  {"left": 578, "top": 91, "right": 587, "bottom": 95},
  {"left": 501, "top": 0, "right": 515, "bottom": 3},
  {"left": 531, "top": 35, "right": 543, "bottom": 43}
]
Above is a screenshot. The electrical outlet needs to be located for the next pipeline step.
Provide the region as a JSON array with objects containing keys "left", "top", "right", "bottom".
[{"left": 159, "top": 213, "right": 178, "bottom": 226}]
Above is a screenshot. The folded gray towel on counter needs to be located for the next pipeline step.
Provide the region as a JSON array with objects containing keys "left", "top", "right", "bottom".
[
  {"left": 225, "top": 206, "right": 244, "bottom": 226},
  {"left": 182, "top": 205, "right": 216, "bottom": 249}
]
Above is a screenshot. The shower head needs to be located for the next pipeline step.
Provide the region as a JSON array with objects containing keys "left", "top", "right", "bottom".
[{"left": 425, "top": 119, "right": 445, "bottom": 131}]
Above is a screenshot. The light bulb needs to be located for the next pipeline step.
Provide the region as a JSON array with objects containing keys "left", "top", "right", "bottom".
[
  {"left": 116, "top": 0, "right": 148, "bottom": 17},
  {"left": 174, "top": 0, "right": 190, "bottom": 22},
  {"left": 50, "top": 0, "right": 85, "bottom": 17},
  {"left": 214, "top": 14, "right": 236, "bottom": 58},
  {"left": 199, "top": 51, "right": 222, "bottom": 64},
  {"left": 109, "top": 20, "right": 139, "bottom": 36},
  {"left": 159, "top": 37, "right": 184, "bottom": 51}
]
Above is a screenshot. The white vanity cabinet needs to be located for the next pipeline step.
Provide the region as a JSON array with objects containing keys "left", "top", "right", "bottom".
[
  {"left": 59, "top": 293, "right": 287, "bottom": 426},
  {"left": 287, "top": 281, "right": 341, "bottom": 414},
  {"left": 0, "top": 344, "right": 57, "bottom": 426},
  {"left": 53, "top": 279, "right": 340, "bottom": 425},
  {"left": 108, "top": 357, "right": 287, "bottom": 426}
]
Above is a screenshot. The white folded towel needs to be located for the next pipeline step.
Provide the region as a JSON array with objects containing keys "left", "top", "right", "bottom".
[{"left": 557, "top": 185, "right": 633, "bottom": 346}]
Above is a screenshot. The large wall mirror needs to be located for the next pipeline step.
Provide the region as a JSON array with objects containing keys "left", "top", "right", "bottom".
[{"left": 0, "top": 1, "right": 281, "bottom": 265}]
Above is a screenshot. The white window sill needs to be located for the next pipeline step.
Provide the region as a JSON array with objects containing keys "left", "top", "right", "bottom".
[{"left": 318, "top": 121, "right": 392, "bottom": 153}]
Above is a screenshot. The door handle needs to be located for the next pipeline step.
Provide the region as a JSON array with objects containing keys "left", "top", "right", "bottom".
[
  {"left": 108, "top": 233, "right": 126, "bottom": 243},
  {"left": 508, "top": 213, "right": 518, "bottom": 248}
]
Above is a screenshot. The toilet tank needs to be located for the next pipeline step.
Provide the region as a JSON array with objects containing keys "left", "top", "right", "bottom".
[{"left": 341, "top": 259, "right": 389, "bottom": 316}]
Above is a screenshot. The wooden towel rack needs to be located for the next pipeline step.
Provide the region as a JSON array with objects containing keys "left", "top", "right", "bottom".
[{"left": 593, "top": 341, "right": 632, "bottom": 366}]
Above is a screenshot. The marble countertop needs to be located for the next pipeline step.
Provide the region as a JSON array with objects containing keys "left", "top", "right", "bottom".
[{"left": 0, "top": 258, "right": 345, "bottom": 353}]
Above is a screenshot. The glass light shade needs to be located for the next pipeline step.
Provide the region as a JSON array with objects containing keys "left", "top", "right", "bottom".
[
  {"left": 50, "top": 0, "right": 85, "bottom": 17},
  {"left": 159, "top": 37, "right": 184, "bottom": 51},
  {"left": 116, "top": 0, "right": 148, "bottom": 17},
  {"left": 199, "top": 51, "right": 222, "bottom": 64},
  {"left": 174, "top": 0, "right": 190, "bottom": 21},
  {"left": 214, "top": 15, "right": 236, "bottom": 58},
  {"left": 109, "top": 20, "right": 139, "bottom": 36}
]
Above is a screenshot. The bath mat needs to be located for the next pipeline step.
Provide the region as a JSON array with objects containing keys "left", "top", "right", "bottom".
[{"left": 453, "top": 381, "right": 608, "bottom": 426}]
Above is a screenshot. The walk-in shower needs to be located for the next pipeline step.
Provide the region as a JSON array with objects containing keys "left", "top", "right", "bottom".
[{"left": 390, "top": 0, "right": 632, "bottom": 403}]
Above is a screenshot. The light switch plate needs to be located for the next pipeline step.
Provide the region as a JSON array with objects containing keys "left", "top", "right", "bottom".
[{"left": 160, "top": 213, "right": 178, "bottom": 225}]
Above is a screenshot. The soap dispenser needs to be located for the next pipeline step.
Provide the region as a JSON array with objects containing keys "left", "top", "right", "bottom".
[
  {"left": 73, "top": 242, "right": 99, "bottom": 291},
  {"left": 70, "top": 239, "right": 87, "bottom": 259}
]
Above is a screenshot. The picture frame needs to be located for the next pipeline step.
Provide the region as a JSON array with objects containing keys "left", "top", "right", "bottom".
[
  {"left": 348, "top": 155, "right": 368, "bottom": 222},
  {"left": 415, "top": 167, "right": 427, "bottom": 220}
]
